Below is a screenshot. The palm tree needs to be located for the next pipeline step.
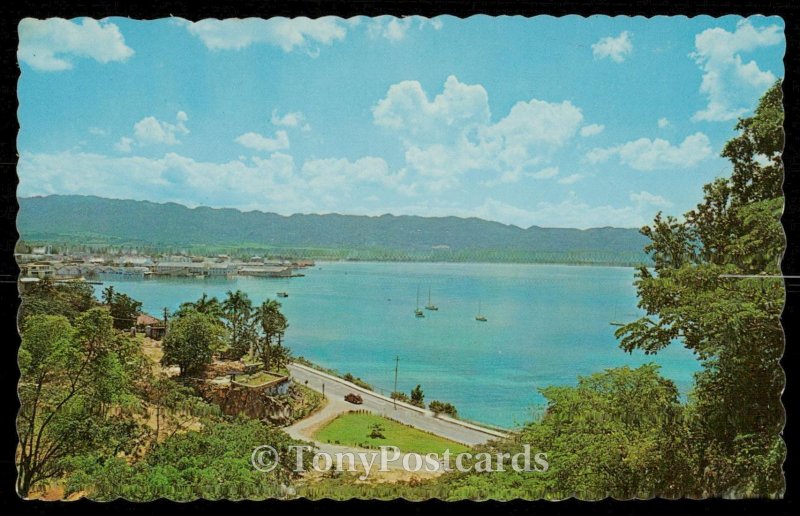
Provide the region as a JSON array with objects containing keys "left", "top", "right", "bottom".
[
  {"left": 223, "top": 290, "right": 254, "bottom": 359},
  {"left": 175, "top": 293, "right": 224, "bottom": 320},
  {"left": 254, "top": 299, "right": 289, "bottom": 370}
]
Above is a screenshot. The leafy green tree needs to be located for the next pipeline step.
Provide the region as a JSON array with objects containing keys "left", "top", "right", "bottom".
[
  {"left": 161, "top": 312, "right": 227, "bottom": 377},
  {"left": 222, "top": 290, "right": 257, "bottom": 359},
  {"left": 616, "top": 81, "right": 785, "bottom": 497},
  {"left": 19, "top": 279, "right": 97, "bottom": 324},
  {"left": 65, "top": 417, "right": 310, "bottom": 501},
  {"left": 438, "top": 365, "right": 692, "bottom": 500},
  {"left": 17, "top": 308, "right": 142, "bottom": 497},
  {"left": 174, "top": 293, "right": 224, "bottom": 321},
  {"left": 101, "top": 285, "right": 115, "bottom": 306},
  {"left": 108, "top": 292, "right": 142, "bottom": 330},
  {"left": 410, "top": 385, "right": 425, "bottom": 408},
  {"left": 254, "top": 299, "right": 289, "bottom": 371}
]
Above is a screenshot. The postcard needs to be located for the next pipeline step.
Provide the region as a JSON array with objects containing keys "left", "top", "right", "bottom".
[{"left": 15, "top": 14, "right": 786, "bottom": 500}]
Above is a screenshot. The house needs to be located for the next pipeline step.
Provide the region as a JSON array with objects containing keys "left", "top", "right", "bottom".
[{"left": 23, "top": 263, "right": 55, "bottom": 279}]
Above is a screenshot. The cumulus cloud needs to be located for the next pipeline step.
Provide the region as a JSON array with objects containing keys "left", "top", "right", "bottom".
[
  {"left": 400, "top": 189, "right": 671, "bottom": 229},
  {"left": 691, "top": 20, "right": 784, "bottom": 122},
  {"left": 184, "top": 17, "right": 347, "bottom": 55},
  {"left": 114, "top": 137, "right": 133, "bottom": 153},
  {"left": 374, "top": 75, "right": 585, "bottom": 190},
  {"left": 18, "top": 18, "right": 134, "bottom": 71},
  {"left": 592, "top": 31, "right": 632, "bottom": 63},
  {"left": 235, "top": 130, "right": 290, "bottom": 152},
  {"left": 367, "top": 16, "right": 443, "bottom": 42},
  {"left": 19, "top": 150, "right": 414, "bottom": 216},
  {"left": 114, "top": 112, "right": 190, "bottom": 151},
  {"left": 658, "top": 117, "right": 670, "bottom": 128},
  {"left": 580, "top": 123, "right": 604, "bottom": 137},
  {"left": 585, "top": 132, "right": 712, "bottom": 171},
  {"left": 271, "top": 109, "right": 310, "bottom": 131}
]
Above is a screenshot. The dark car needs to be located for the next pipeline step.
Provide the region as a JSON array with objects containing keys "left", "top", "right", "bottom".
[{"left": 344, "top": 393, "right": 363, "bottom": 405}]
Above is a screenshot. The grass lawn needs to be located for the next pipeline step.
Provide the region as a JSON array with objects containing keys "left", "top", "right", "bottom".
[{"left": 314, "top": 412, "right": 471, "bottom": 455}]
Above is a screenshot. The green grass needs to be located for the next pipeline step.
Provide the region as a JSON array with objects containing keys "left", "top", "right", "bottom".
[{"left": 314, "top": 412, "right": 471, "bottom": 455}]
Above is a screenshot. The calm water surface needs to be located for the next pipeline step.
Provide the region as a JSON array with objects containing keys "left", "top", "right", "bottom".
[{"left": 97, "top": 261, "right": 700, "bottom": 428}]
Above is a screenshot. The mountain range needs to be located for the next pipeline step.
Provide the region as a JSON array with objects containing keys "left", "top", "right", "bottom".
[{"left": 17, "top": 195, "right": 652, "bottom": 265}]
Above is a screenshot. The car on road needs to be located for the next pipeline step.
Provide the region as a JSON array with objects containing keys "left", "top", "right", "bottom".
[{"left": 344, "top": 393, "right": 363, "bottom": 404}]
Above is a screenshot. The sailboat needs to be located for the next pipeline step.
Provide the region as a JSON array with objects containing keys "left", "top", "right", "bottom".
[
  {"left": 415, "top": 286, "right": 425, "bottom": 318},
  {"left": 425, "top": 286, "right": 438, "bottom": 311},
  {"left": 475, "top": 299, "right": 487, "bottom": 322}
]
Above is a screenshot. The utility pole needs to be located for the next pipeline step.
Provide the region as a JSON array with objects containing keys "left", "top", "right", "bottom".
[
  {"left": 163, "top": 307, "right": 169, "bottom": 325},
  {"left": 393, "top": 356, "right": 399, "bottom": 410}
]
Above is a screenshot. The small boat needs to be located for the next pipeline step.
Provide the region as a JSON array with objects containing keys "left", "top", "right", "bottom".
[
  {"left": 475, "top": 299, "right": 487, "bottom": 322},
  {"left": 415, "top": 286, "right": 425, "bottom": 318},
  {"left": 277, "top": 291, "right": 288, "bottom": 298},
  {"left": 425, "top": 286, "right": 438, "bottom": 311}
]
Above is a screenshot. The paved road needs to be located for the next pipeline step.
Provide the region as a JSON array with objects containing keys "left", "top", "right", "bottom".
[{"left": 287, "top": 362, "right": 508, "bottom": 447}]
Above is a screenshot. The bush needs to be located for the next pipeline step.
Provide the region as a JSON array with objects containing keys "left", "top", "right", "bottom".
[{"left": 428, "top": 400, "right": 458, "bottom": 418}]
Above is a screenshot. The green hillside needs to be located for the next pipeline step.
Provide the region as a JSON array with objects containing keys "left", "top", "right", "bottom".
[{"left": 17, "top": 195, "right": 651, "bottom": 265}]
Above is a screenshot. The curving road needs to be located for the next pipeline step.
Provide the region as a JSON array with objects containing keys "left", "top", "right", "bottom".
[{"left": 286, "top": 362, "right": 508, "bottom": 447}]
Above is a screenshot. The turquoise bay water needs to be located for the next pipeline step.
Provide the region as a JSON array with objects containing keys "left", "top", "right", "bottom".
[{"left": 97, "top": 262, "right": 700, "bottom": 428}]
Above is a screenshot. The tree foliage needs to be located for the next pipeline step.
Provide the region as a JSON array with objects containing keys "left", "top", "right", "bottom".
[
  {"left": 161, "top": 312, "right": 227, "bottom": 377},
  {"left": 616, "top": 80, "right": 785, "bottom": 497},
  {"left": 17, "top": 309, "right": 144, "bottom": 497}
]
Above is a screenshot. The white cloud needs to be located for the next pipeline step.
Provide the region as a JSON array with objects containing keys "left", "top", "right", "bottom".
[
  {"left": 592, "top": 31, "right": 632, "bottom": 63},
  {"left": 133, "top": 114, "right": 190, "bottom": 146},
  {"left": 114, "top": 137, "right": 133, "bottom": 153},
  {"left": 464, "top": 189, "right": 671, "bottom": 229},
  {"left": 18, "top": 18, "right": 134, "bottom": 71},
  {"left": 531, "top": 166, "right": 560, "bottom": 179},
  {"left": 301, "top": 156, "right": 409, "bottom": 194},
  {"left": 235, "top": 130, "right": 290, "bottom": 152},
  {"left": 585, "top": 132, "right": 712, "bottom": 171},
  {"left": 271, "top": 109, "right": 308, "bottom": 131},
  {"left": 557, "top": 173, "right": 583, "bottom": 185},
  {"left": 691, "top": 20, "right": 783, "bottom": 122},
  {"left": 185, "top": 17, "right": 347, "bottom": 55},
  {"left": 630, "top": 190, "right": 672, "bottom": 208},
  {"left": 580, "top": 123, "right": 604, "bottom": 137},
  {"left": 88, "top": 126, "right": 107, "bottom": 136},
  {"left": 658, "top": 117, "right": 670, "bottom": 128},
  {"left": 19, "top": 150, "right": 415, "bottom": 215},
  {"left": 367, "top": 16, "right": 443, "bottom": 42},
  {"left": 374, "top": 75, "right": 585, "bottom": 190}
]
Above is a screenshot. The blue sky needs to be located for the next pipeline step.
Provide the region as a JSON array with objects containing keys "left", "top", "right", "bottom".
[{"left": 16, "top": 15, "right": 785, "bottom": 228}]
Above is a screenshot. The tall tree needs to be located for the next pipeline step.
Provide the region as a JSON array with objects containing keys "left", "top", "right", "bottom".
[
  {"left": 616, "top": 81, "right": 785, "bottom": 497},
  {"left": 101, "top": 285, "right": 115, "bottom": 306},
  {"left": 254, "top": 299, "right": 288, "bottom": 371},
  {"left": 17, "top": 309, "right": 141, "bottom": 497},
  {"left": 222, "top": 290, "right": 256, "bottom": 359}
]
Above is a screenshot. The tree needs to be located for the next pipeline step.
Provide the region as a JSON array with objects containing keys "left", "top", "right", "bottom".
[
  {"left": 254, "top": 299, "right": 289, "bottom": 371},
  {"left": 17, "top": 309, "right": 141, "bottom": 497},
  {"left": 161, "top": 312, "right": 227, "bottom": 377},
  {"left": 222, "top": 290, "right": 256, "bottom": 360},
  {"left": 101, "top": 286, "right": 115, "bottom": 306},
  {"left": 616, "top": 81, "right": 785, "bottom": 497},
  {"left": 174, "top": 293, "right": 224, "bottom": 321},
  {"left": 108, "top": 292, "right": 142, "bottom": 330},
  {"left": 19, "top": 280, "right": 97, "bottom": 324},
  {"left": 410, "top": 385, "right": 425, "bottom": 408}
]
